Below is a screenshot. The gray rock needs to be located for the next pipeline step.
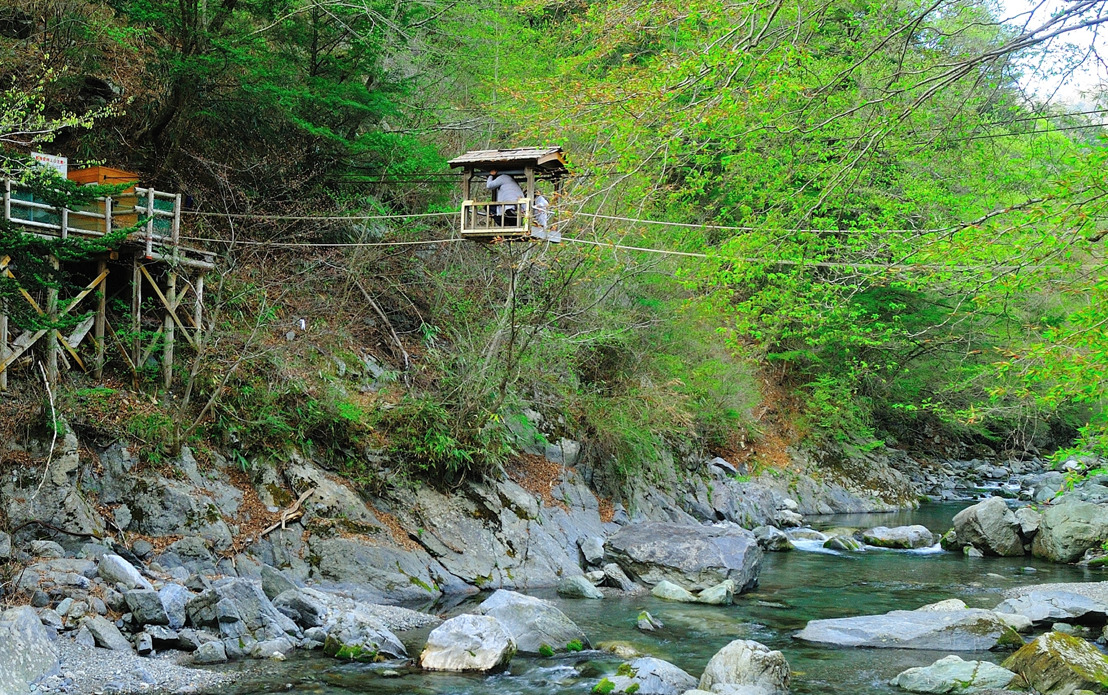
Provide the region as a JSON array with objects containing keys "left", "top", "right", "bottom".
[
  {"left": 0, "top": 606, "right": 59, "bottom": 694},
  {"left": 99, "top": 554, "right": 153, "bottom": 591},
  {"left": 273, "top": 589, "right": 328, "bottom": 628},
  {"left": 125, "top": 590, "right": 169, "bottom": 626},
  {"left": 861, "top": 525, "right": 934, "bottom": 549},
  {"left": 698, "top": 639, "right": 790, "bottom": 694},
  {"left": 951, "top": 497, "right": 1024, "bottom": 557},
  {"left": 260, "top": 565, "right": 298, "bottom": 600},
  {"left": 652, "top": 580, "right": 698, "bottom": 603},
  {"left": 132, "top": 539, "right": 154, "bottom": 559},
  {"left": 420, "top": 614, "right": 515, "bottom": 672},
  {"left": 917, "top": 599, "right": 967, "bottom": 612},
  {"left": 135, "top": 631, "right": 154, "bottom": 655},
  {"left": 557, "top": 575, "right": 604, "bottom": 599},
  {"left": 74, "top": 624, "right": 96, "bottom": 648},
  {"left": 322, "top": 604, "right": 407, "bottom": 660},
  {"left": 251, "top": 637, "right": 295, "bottom": 659},
  {"left": 83, "top": 615, "right": 134, "bottom": 651},
  {"left": 579, "top": 536, "right": 606, "bottom": 566},
  {"left": 31, "top": 590, "right": 50, "bottom": 608},
  {"left": 609, "top": 657, "right": 698, "bottom": 695},
  {"left": 892, "top": 655, "right": 1017, "bottom": 693},
  {"left": 698, "top": 580, "right": 736, "bottom": 606},
  {"left": 607, "top": 522, "right": 763, "bottom": 592},
  {"left": 0, "top": 531, "right": 10, "bottom": 559},
  {"left": 159, "top": 584, "right": 190, "bottom": 630},
  {"left": 637, "top": 611, "right": 664, "bottom": 631},
  {"left": 1014, "top": 507, "right": 1040, "bottom": 538},
  {"left": 603, "top": 563, "right": 638, "bottom": 592},
  {"left": 38, "top": 608, "right": 63, "bottom": 631},
  {"left": 193, "top": 640, "right": 228, "bottom": 664},
  {"left": 30, "top": 540, "right": 66, "bottom": 558},
  {"left": 994, "top": 590, "right": 1108, "bottom": 624},
  {"left": 752, "top": 526, "right": 793, "bottom": 551},
  {"left": 477, "top": 589, "right": 587, "bottom": 654},
  {"left": 795, "top": 609, "right": 1015, "bottom": 650},
  {"left": 1032, "top": 500, "right": 1108, "bottom": 563}
]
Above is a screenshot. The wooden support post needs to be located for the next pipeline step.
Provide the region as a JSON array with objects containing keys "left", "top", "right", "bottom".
[
  {"left": 94, "top": 258, "right": 107, "bottom": 380},
  {"left": 46, "top": 255, "right": 59, "bottom": 386},
  {"left": 131, "top": 255, "right": 142, "bottom": 369},
  {"left": 163, "top": 270, "right": 176, "bottom": 388},
  {"left": 194, "top": 273, "right": 204, "bottom": 347},
  {"left": 3, "top": 179, "right": 10, "bottom": 224},
  {"left": 145, "top": 188, "right": 155, "bottom": 257},
  {"left": 0, "top": 299, "right": 7, "bottom": 391}
]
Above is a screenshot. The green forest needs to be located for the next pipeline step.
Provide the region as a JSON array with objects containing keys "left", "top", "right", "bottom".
[{"left": 1, "top": 0, "right": 1106, "bottom": 492}]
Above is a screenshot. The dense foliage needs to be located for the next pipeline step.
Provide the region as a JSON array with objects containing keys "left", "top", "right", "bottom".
[{"left": 1, "top": 0, "right": 1106, "bottom": 489}]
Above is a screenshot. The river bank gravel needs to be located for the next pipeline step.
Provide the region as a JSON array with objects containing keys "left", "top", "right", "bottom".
[
  {"left": 33, "top": 632, "right": 240, "bottom": 695},
  {"left": 1003, "top": 580, "right": 1108, "bottom": 602}
]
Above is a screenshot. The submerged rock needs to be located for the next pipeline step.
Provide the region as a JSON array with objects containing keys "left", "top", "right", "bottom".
[
  {"left": 795, "top": 609, "right": 1017, "bottom": 650},
  {"left": 637, "top": 611, "right": 664, "bottom": 632},
  {"left": 607, "top": 522, "right": 763, "bottom": 592},
  {"left": 891, "top": 655, "right": 1017, "bottom": 693},
  {"left": 861, "top": 525, "right": 934, "bottom": 549},
  {"left": 558, "top": 575, "right": 604, "bottom": 600},
  {"left": 950, "top": 497, "right": 1024, "bottom": 557},
  {"left": 476, "top": 589, "right": 587, "bottom": 654},
  {"left": 1002, "top": 630, "right": 1108, "bottom": 694},
  {"left": 698, "top": 639, "right": 790, "bottom": 694},
  {"left": 824, "top": 535, "right": 865, "bottom": 552},
  {"left": 420, "top": 615, "right": 515, "bottom": 672}
]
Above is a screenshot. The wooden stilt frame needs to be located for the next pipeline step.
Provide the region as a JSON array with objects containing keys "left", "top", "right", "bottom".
[{"left": 0, "top": 255, "right": 110, "bottom": 388}]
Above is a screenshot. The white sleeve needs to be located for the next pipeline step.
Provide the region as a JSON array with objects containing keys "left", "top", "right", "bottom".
[{"left": 486, "top": 175, "right": 497, "bottom": 190}]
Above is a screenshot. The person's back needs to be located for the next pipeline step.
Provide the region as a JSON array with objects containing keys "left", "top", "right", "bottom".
[{"left": 486, "top": 171, "right": 525, "bottom": 225}]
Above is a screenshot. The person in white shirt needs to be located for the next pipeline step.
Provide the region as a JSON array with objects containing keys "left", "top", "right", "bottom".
[{"left": 486, "top": 170, "right": 524, "bottom": 226}]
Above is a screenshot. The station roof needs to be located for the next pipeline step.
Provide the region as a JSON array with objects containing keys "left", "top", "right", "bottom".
[{"left": 448, "top": 146, "right": 567, "bottom": 175}]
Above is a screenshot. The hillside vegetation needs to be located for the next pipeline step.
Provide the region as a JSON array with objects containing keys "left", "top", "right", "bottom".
[{"left": 1, "top": 0, "right": 1106, "bottom": 495}]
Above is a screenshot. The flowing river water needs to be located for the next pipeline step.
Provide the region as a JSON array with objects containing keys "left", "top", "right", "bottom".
[{"left": 223, "top": 502, "right": 1101, "bottom": 695}]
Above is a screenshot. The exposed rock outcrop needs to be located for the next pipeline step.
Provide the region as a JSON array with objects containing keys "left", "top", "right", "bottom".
[{"left": 607, "top": 522, "right": 762, "bottom": 592}]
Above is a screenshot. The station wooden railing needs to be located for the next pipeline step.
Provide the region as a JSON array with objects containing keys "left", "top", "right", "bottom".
[{"left": 3, "top": 179, "right": 214, "bottom": 269}]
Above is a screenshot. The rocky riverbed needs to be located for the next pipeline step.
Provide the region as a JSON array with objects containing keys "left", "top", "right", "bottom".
[{"left": 3, "top": 419, "right": 1108, "bottom": 694}]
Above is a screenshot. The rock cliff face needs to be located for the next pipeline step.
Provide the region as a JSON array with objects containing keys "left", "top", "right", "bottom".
[{"left": 2, "top": 424, "right": 918, "bottom": 604}]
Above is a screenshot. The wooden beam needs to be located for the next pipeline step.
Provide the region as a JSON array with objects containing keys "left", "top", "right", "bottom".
[
  {"left": 131, "top": 255, "right": 142, "bottom": 368},
  {"left": 46, "top": 255, "right": 58, "bottom": 386},
  {"left": 139, "top": 265, "right": 197, "bottom": 350},
  {"left": 163, "top": 271, "right": 176, "bottom": 388},
  {"left": 194, "top": 273, "right": 204, "bottom": 348},
  {"left": 94, "top": 259, "right": 107, "bottom": 379},
  {"left": 0, "top": 298, "right": 7, "bottom": 391}
]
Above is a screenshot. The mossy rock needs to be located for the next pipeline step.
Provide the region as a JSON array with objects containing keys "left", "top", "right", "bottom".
[
  {"left": 1002, "top": 631, "right": 1108, "bottom": 694},
  {"left": 323, "top": 635, "right": 379, "bottom": 662}
]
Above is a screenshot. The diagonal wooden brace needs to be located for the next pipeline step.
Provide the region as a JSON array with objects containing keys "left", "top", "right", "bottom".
[{"left": 139, "top": 265, "right": 197, "bottom": 350}]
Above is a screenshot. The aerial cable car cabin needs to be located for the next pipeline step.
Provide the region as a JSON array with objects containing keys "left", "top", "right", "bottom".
[{"left": 448, "top": 146, "right": 568, "bottom": 242}]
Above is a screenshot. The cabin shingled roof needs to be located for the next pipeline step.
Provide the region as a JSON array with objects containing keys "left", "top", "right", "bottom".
[{"left": 448, "top": 146, "right": 566, "bottom": 169}]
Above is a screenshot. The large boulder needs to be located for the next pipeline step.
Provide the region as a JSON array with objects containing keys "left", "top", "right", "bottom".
[
  {"left": 322, "top": 604, "right": 407, "bottom": 661},
  {"left": 476, "top": 589, "right": 587, "bottom": 654},
  {"left": 124, "top": 589, "right": 169, "bottom": 626},
  {"left": 795, "top": 609, "right": 1017, "bottom": 650},
  {"left": 420, "top": 615, "right": 515, "bottom": 672},
  {"left": 861, "top": 525, "right": 934, "bottom": 549},
  {"left": 606, "top": 522, "right": 762, "bottom": 592},
  {"left": 698, "top": 639, "right": 790, "bottom": 694},
  {"left": 187, "top": 578, "right": 301, "bottom": 644},
  {"left": 891, "top": 655, "right": 1017, "bottom": 693},
  {"left": 1002, "top": 631, "right": 1108, "bottom": 694},
  {"left": 0, "top": 606, "right": 60, "bottom": 695},
  {"left": 607, "top": 657, "right": 698, "bottom": 695},
  {"left": 950, "top": 497, "right": 1025, "bottom": 557},
  {"left": 994, "top": 590, "right": 1108, "bottom": 625},
  {"left": 1032, "top": 500, "right": 1108, "bottom": 563}
]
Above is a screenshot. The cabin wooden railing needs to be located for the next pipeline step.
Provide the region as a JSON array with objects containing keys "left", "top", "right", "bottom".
[
  {"left": 460, "top": 198, "right": 533, "bottom": 238},
  {"left": 2, "top": 179, "right": 214, "bottom": 269}
]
